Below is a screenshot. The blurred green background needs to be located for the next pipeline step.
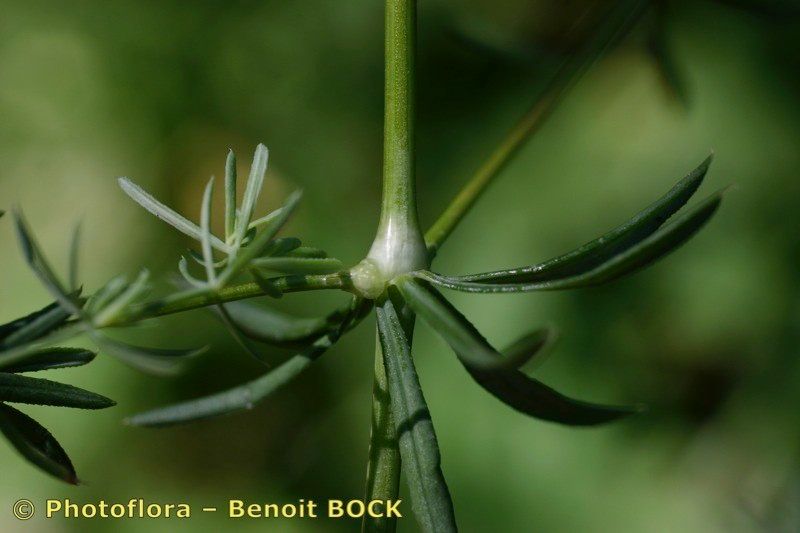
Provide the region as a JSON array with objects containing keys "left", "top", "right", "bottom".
[{"left": 1, "top": 0, "right": 799, "bottom": 531}]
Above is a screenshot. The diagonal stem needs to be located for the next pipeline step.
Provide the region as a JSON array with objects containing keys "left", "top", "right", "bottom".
[{"left": 424, "top": 0, "right": 651, "bottom": 257}]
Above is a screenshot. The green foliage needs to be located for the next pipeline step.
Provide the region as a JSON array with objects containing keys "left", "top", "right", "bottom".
[
  {"left": 0, "top": 3, "right": 730, "bottom": 532},
  {"left": 0, "top": 213, "right": 115, "bottom": 483}
]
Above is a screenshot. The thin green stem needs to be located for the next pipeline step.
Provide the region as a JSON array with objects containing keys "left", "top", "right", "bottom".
[
  {"left": 424, "top": 0, "right": 651, "bottom": 257},
  {"left": 104, "top": 273, "right": 348, "bottom": 327},
  {"left": 367, "top": 0, "right": 427, "bottom": 280}
]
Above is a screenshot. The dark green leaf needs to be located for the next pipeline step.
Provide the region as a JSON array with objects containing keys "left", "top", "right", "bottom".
[
  {"left": 0, "top": 373, "right": 114, "bottom": 409},
  {"left": 0, "top": 299, "right": 72, "bottom": 348},
  {"left": 0, "top": 403, "right": 77, "bottom": 484},
  {"left": 395, "top": 277, "right": 520, "bottom": 370},
  {"left": 422, "top": 190, "right": 724, "bottom": 293},
  {"left": 466, "top": 364, "right": 639, "bottom": 426},
  {"left": 459, "top": 156, "right": 713, "bottom": 284},
  {"left": 2, "top": 348, "right": 96, "bottom": 373},
  {"left": 377, "top": 296, "right": 457, "bottom": 533}
]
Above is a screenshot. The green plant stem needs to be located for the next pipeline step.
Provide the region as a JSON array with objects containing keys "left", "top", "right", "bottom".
[
  {"left": 362, "top": 334, "right": 401, "bottom": 533},
  {"left": 363, "top": 1, "right": 422, "bottom": 530},
  {"left": 105, "top": 273, "right": 347, "bottom": 327},
  {"left": 424, "top": 0, "right": 651, "bottom": 257},
  {"left": 367, "top": 0, "right": 427, "bottom": 280}
]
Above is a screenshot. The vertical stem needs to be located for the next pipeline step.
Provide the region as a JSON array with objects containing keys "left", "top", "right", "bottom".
[
  {"left": 380, "top": 0, "right": 417, "bottom": 226},
  {"left": 363, "top": 2, "right": 423, "bottom": 528},
  {"left": 367, "top": 0, "right": 427, "bottom": 280}
]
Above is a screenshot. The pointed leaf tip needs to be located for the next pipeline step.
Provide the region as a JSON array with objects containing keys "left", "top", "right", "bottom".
[{"left": 0, "top": 403, "right": 78, "bottom": 484}]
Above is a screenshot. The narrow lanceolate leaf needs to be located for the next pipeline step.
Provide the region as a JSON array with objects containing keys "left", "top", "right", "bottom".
[
  {"left": 200, "top": 177, "right": 217, "bottom": 285},
  {"left": 377, "top": 297, "right": 457, "bottom": 533},
  {"left": 459, "top": 156, "right": 713, "bottom": 285},
  {"left": 13, "top": 210, "right": 80, "bottom": 315},
  {"left": 0, "top": 403, "right": 77, "bottom": 484},
  {"left": 0, "top": 299, "right": 73, "bottom": 348},
  {"left": 395, "top": 277, "right": 520, "bottom": 370},
  {"left": 247, "top": 208, "right": 285, "bottom": 231},
  {"left": 1, "top": 348, "right": 96, "bottom": 373},
  {"left": 234, "top": 144, "right": 269, "bottom": 245},
  {"left": 224, "top": 149, "right": 237, "bottom": 240},
  {"left": 251, "top": 257, "right": 343, "bottom": 275},
  {"left": 92, "top": 270, "right": 150, "bottom": 327},
  {"left": 0, "top": 373, "right": 114, "bottom": 409},
  {"left": 463, "top": 329, "right": 636, "bottom": 426},
  {"left": 92, "top": 334, "right": 206, "bottom": 376},
  {"left": 420, "top": 190, "right": 725, "bottom": 293},
  {"left": 218, "top": 190, "right": 303, "bottom": 286},
  {"left": 467, "top": 365, "right": 639, "bottom": 425},
  {"left": 118, "top": 177, "right": 230, "bottom": 253},
  {"left": 127, "top": 298, "right": 369, "bottom": 427},
  {"left": 213, "top": 301, "right": 346, "bottom": 347}
]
